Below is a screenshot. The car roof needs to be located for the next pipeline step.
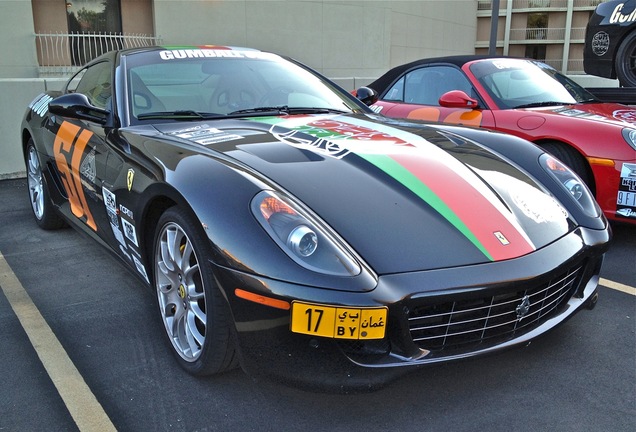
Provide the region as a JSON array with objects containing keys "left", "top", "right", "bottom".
[{"left": 369, "top": 55, "right": 514, "bottom": 91}]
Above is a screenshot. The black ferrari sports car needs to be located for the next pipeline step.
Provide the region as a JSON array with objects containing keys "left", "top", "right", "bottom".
[
  {"left": 584, "top": 0, "right": 636, "bottom": 86},
  {"left": 22, "top": 45, "right": 611, "bottom": 390}
]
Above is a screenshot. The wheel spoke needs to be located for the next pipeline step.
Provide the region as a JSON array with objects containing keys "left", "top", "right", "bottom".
[{"left": 186, "top": 310, "right": 205, "bottom": 347}]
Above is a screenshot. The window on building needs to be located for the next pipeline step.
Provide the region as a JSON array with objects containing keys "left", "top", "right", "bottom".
[
  {"left": 525, "top": 45, "right": 547, "bottom": 61},
  {"left": 65, "top": 1, "right": 123, "bottom": 64},
  {"left": 66, "top": 0, "right": 122, "bottom": 34},
  {"left": 526, "top": 13, "right": 548, "bottom": 40}
]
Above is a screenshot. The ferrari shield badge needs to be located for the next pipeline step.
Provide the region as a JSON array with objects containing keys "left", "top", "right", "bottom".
[{"left": 127, "top": 168, "right": 135, "bottom": 192}]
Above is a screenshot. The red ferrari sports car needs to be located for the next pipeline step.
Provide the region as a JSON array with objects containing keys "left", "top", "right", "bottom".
[{"left": 361, "top": 56, "right": 636, "bottom": 225}]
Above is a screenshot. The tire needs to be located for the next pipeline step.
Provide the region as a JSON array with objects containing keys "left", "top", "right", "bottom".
[
  {"left": 615, "top": 31, "right": 636, "bottom": 87},
  {"left": 25, "top": 140, "right": 66, "bottom": 230},
  {"left": 540, "top": 142, "right": 594, "bottom": 193},
  {"left": 153, "top": 207, "right": 237, "bottom": 375}
]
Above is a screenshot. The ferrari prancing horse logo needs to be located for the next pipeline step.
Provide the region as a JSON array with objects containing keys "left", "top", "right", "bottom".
[
  {"left": 127, "top": 168, "right": 135, "bottom": 192},
  {"left": 494, "top": 231, "right": 510, "bottom": 246}
]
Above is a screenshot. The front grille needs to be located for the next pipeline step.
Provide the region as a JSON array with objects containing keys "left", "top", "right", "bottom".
[{"left": 408, "top": 264, "right": 583, "bottom": 353}]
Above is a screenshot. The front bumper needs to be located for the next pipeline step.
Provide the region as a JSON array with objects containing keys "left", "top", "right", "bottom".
[{"left": 215, "top": 226, "right": 610, "bottom": 391}]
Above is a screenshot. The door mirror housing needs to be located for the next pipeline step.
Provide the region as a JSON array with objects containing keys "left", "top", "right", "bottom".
[
  {"left": 49, "top": 93, "right": 109, "bottom": 124},
  {"left": 439, "top": 90, "right": 479, "bottom": 109}
]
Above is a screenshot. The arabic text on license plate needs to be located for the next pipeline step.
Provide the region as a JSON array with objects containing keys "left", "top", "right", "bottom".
[{"left": 290, "top": 302, "right": 387, "bottom": 340}]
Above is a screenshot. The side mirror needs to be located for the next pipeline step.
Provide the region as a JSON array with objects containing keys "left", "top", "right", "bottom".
[
  {"left": 355, "top": 86, "right": 379, "bottom": 106},
  {"left": 439, "top": 90, "right": 479, "bottom": 109},
  {"left": 49, "top": 93, "right": 109, "bottom": 124}
]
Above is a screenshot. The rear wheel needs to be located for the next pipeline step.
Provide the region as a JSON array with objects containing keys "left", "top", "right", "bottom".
[
  {"left": 25, "top": 140, "right": 65, "bottom": 230},
  {"left": 153, "top": 207, "right": 237, "bottom": 375},
  {"left": 615, "top": 31, "right": 636, "bottom": 87},
  {"left": 540, "top": 142, "right": 595, "bottom": 194}
]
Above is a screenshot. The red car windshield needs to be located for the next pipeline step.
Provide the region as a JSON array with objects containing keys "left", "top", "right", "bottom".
[{"left": 469, "top": 59, "right": 597, "bottom": 109}]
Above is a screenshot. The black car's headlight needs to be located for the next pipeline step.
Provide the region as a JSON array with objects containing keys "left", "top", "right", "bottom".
[
  {"left": 251, "top": 190, "right": 361, "bottom": 276},
  {"left": 622, "top": 128, "right": 636, "bottom": 151},
  {"left": 540, "top": 153, "right": 600, "bottom": 217}
]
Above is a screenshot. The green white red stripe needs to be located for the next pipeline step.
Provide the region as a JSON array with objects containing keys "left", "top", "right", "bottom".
[{"left": 255, "top": 115, "right": 537, "bottom": 261}]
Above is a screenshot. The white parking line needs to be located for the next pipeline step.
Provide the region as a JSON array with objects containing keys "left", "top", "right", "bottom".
[
  {"left": 600, "top": 277, "right": 636, "bottom": 296},
  {"left": 0, "top": 252, "right": 116, "bottom": 432}
]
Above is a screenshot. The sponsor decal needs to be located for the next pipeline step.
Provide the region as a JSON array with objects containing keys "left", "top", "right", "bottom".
[
  {"left": 512, "top": 190, "right": 569, "bottom": 223},
  {"left": 404, "top": 106, "right": 483, "bottom": 127},
  {"left": 121, "top": 218, "right": 139, "bottom": 247},
  {"left": 103, "top": 187, "right": 127, "bottom": 248},
  {"left": 169, "top": 124, "right": 243, "bottom": 145},
  {"left": 592, "top": 31, "right": 610, "bottom": 56},
  {"left": 119, "top": 245, "right": 132, "bottom": 262},
  {"left": 613, "top": 109, "right": 636, "bottom": 123},
  {"left": 53, "top": 121, "right": 97, "bottom": 231},
  {"left": 617, "top": 162, "right": 636, "bottom": 218},
  {"left": 29, "top": 94, "right": 53, "bottom": 117},
  {"left": 132, "top": 255, "right": 149, "bottom": 283},
  {"left": 80, "top": 149, "right": 96, "bottom": 182},
  {"left": 119, "top": 204, "right": 134, "bottom": 220},
  {"left": 159, "top": 48, "right": 279, "bottom": 61},
  {"left": 102, "top": 187, "right": 117, "bottom": 211},
  {"left": 609, "top": 3, "right": 636, "bottom": 24},
  {"left": 370, "top": 105, "right": 383, "bottom": 114}
]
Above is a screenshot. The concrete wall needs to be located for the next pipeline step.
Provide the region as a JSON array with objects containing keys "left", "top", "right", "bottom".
[
  {"left": 0, "top": 79, "right": 65, "bottom": 179},
  {"left": 153, "top": 0, "right": 477, "bottom": 79},
  {"left": 1, "top": 0, "right": 40, "bottom": 78}
]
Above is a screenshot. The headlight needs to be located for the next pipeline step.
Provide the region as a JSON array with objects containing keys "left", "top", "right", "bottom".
[
  {"left": 251, "top": 190, "right": 361, "bottom": 276},
  {"left": 622, "top": 128, "right": 636, "bottom": 151},
  {"left": 540, "top": 153, "right": 600, "bottom": 217}
]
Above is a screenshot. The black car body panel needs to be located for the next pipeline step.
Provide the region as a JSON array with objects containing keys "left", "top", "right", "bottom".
[
  {"left": 21, "top": 46, "right": 611, "bottom": 390},
  {"left": 584, "top": 0, "right": 636, "bottom": 80}
]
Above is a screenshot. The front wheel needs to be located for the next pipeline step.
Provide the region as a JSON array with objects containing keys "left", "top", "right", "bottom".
[
  {"left": 153, "top": 207, "right": 237, "bottom": 375},
  {"left": 25, "top": 140, "right": 65, "bottom": 230},
  {"left": 615, "top": 31, "right": 636, "bottom": 87}
]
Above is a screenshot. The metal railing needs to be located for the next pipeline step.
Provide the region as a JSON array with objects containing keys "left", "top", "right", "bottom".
[
  {"left": 35, "top": 32, "right": 162, "bottom": 76},
  {"left": 478, "top": 0, "right": 602, "bottom": 11},
  {"left": 506, "top": 26, "right": 586, "bottom": 41},
  {"left": 540, "top": 58, "right": 585, "bottom": 73}
]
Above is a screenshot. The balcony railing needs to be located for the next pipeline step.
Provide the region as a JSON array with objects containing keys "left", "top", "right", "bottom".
[
  {"left": 35, "top": 32, "right": 162, "bottom": 76},
  {"left": 478, "top": 0, "right": 602, "bottom": 11},
  {"left": 505, "top": 26, "right": 586, "bottom": 42},
  {"left": 541, "top": 58, "right": 585, "bottom": 73}
]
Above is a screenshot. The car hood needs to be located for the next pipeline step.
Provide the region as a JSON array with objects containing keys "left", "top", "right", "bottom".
[
  {"left": 521, "top": 102, "right": 636, "bottom": 127},
  {"left": 152, "top": 114, "right": 572, "bottom": 274}
]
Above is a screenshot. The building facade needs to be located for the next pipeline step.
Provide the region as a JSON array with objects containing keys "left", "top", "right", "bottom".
[
  {"left": 475, "top": 0, "right": 604, "bottom": 75},
  {"left": 1, "top": 0, "right": 616, "bottom": 179},
  {"left": 1, "top": 0, "right": 480, "bottom": 178}
]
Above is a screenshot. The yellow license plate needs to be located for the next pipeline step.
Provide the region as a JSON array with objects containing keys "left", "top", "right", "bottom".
[{"left": 290, "top": 301, "right": 387, "bottom": 340}]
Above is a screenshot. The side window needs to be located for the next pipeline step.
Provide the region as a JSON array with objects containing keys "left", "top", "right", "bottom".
[
  {"left": 384, "top": 77, "right": 405, "bottom": 101},
  {"left": 403, "top": 66, "right": 474, "bottom": 106},
  {"left": 73, "top": 61, "right": 112, "bottom": 110}
]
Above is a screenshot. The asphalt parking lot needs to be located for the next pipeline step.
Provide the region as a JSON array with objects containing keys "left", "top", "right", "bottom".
[{"left": 0, "top": 177, "right": 634, "bottom": 432}]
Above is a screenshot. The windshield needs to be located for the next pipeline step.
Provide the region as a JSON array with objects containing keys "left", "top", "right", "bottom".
[
  {"left": 469, "top": 59, "right": 597, "bottom": 109},
  {"left": 123, "top": 47, "right": 366, "bottom": 124}
]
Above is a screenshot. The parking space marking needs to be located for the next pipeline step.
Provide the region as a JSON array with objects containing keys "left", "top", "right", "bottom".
[
  {"left": 600, "top": 277, "right": 636, "bottom": 296},
  {"left": 0, "top": 252, "right": 116, "bottom": 432}
]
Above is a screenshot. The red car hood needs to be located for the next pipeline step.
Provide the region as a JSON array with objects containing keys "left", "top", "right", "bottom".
[{"left": 525, "top": 102, "right": 636, "bottom": 127}]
